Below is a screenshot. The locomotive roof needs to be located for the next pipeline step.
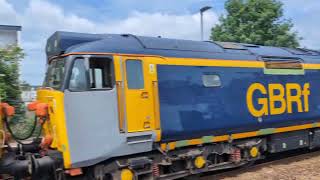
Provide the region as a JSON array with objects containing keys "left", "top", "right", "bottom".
[{"left": 46, "top": 31, "right": 320, "bottom": 64}]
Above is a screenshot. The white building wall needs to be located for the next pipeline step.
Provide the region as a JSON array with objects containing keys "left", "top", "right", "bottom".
[
  {"left": 0, "top": 30, "right": 18, "bottom": 47},
  {"left": 21, "top": 89, "right": 37, "bottom": 103}
]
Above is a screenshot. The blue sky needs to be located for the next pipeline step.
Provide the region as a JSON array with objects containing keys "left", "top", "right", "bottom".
[{"left": 0, "top": 0, "right": 319, "bottom": 85}]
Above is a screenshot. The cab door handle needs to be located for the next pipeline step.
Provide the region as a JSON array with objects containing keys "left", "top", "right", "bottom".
[{"left": 141, "top": 92, "right": 149, "bottom": 99}]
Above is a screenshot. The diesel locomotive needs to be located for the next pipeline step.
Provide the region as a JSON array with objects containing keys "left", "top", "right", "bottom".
[{"left": 2, "top": 31, "right": 320, "bottom": 179}]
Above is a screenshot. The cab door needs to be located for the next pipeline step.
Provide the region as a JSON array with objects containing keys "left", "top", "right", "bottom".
[{"left": 122, "top": 57, "right": 155, "bottom": 132}]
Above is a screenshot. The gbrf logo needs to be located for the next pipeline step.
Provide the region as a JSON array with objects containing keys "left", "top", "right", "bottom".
[{"left": 246, "top": 83, "right": 310, "bottom": 117}]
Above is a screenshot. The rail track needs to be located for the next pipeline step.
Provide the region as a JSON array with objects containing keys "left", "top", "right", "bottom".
[{"left": 200, "top": 148, "right": 320, "bottom": 180}]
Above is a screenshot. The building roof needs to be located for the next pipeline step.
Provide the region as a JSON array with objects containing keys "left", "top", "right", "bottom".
[
  {"left": 0, "top": 25, "right": 22, "bottom": 31},
  {"left": 46, "top": 31, "right": 320, "bottom": 64}
]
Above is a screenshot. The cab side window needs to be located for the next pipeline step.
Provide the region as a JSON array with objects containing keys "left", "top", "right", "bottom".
[
  {"left": 89, "top": 58, "right": 113, "bottom": 89},
  {"left": 69, "top": 57, "right": 113, "bottom": 91},
  {"left": 69, "top": 59, "right": 88, "bottom": 91},
  {"left": 126, "top": 60, "right": 144, "bottom": 89}
]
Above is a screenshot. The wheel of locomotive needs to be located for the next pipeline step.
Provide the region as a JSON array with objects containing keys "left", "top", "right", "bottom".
[
  {"left": 88, "top": 166, "right": 113, "bottom": 180},
  {"left": 64, "top": 167, "right": 111, "bottom": 180},
  {"left": 182, "top": 174, "right": 201, "bottom": 180},
  {"left": 109, "top": 168, "right": 153, "bottom": 180},
  {"left": 241, "top": 160, "right": 256, "bottom": 169}
]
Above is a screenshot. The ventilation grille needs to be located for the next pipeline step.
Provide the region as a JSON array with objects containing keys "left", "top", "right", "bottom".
[
  {"left": 215, "top": 42, "right": 247, "bottom": 50},
  {"left": 265, "top": 60, "right": 303, "bottom": 69},
  {"left": 262, "top": 56, "right": 303, "bottom": 69}
]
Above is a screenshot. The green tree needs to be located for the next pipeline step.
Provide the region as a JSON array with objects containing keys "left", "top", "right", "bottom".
[
  {"left": 0, "top": 46, "right": 40, "bottom": 139},
  {"left": 20, "top": 81, "right": 32, "bottom": 91},
  {"left": 211, "top": 0, "right": 300, "bottom": 48},
  {"left": 0, "top": 46, "right": 24, "bottom": 115}
]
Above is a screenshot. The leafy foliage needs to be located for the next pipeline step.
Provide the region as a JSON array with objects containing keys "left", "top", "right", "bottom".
[
  {"left": 0, "top": 46, "right": 25, "bottom": 121},
  {"left": 0, "top": 46, "right": 24, "bottom": 101},
  {"left": 211, "top": 0, "right": 301, "bottom": 48},
  {"left": 0, "top": 46, "right": 41, "bottom": 139}
]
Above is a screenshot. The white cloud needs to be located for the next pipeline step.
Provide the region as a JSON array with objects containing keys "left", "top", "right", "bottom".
[
  {"left": 281, "top": 0, "right": 320, "bottom": 49},
  {"left": 105, "top": 11, "right": 217, "bottom": 40},
  {"left": 0, "top": 0, "right": 19, "bottom": 25},
  {"left": 1, "top": 0, "right": 218, "bottom": 84},
  {"left": 1, "top": 0, "right": 319, "bottom": 84},
  {"left": 281, "top": 0, "right": 320, "bottom": 13},
  {"left": 23, "top": 0, "right": 97, "bottom": 33},
  {"left": 21, "top": 0, "right": 217, "bottom": 41}
]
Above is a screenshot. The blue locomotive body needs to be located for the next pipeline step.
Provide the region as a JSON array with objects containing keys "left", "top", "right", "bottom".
[{"left": 158, "top": 65, "right": 320, "bottom": 142}]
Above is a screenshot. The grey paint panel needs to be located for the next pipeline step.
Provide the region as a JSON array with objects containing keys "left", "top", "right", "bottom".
[
  {"left": 72, "top": 131, "right": 154, "bottom": 168},
  {"left": 64, "top": 88, "right": 153, "bottom": 168}
]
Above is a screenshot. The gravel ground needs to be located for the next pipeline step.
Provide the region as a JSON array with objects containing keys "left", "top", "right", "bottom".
[{"left": 202, "top": 151, "right": 320, "bottom": 180}]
